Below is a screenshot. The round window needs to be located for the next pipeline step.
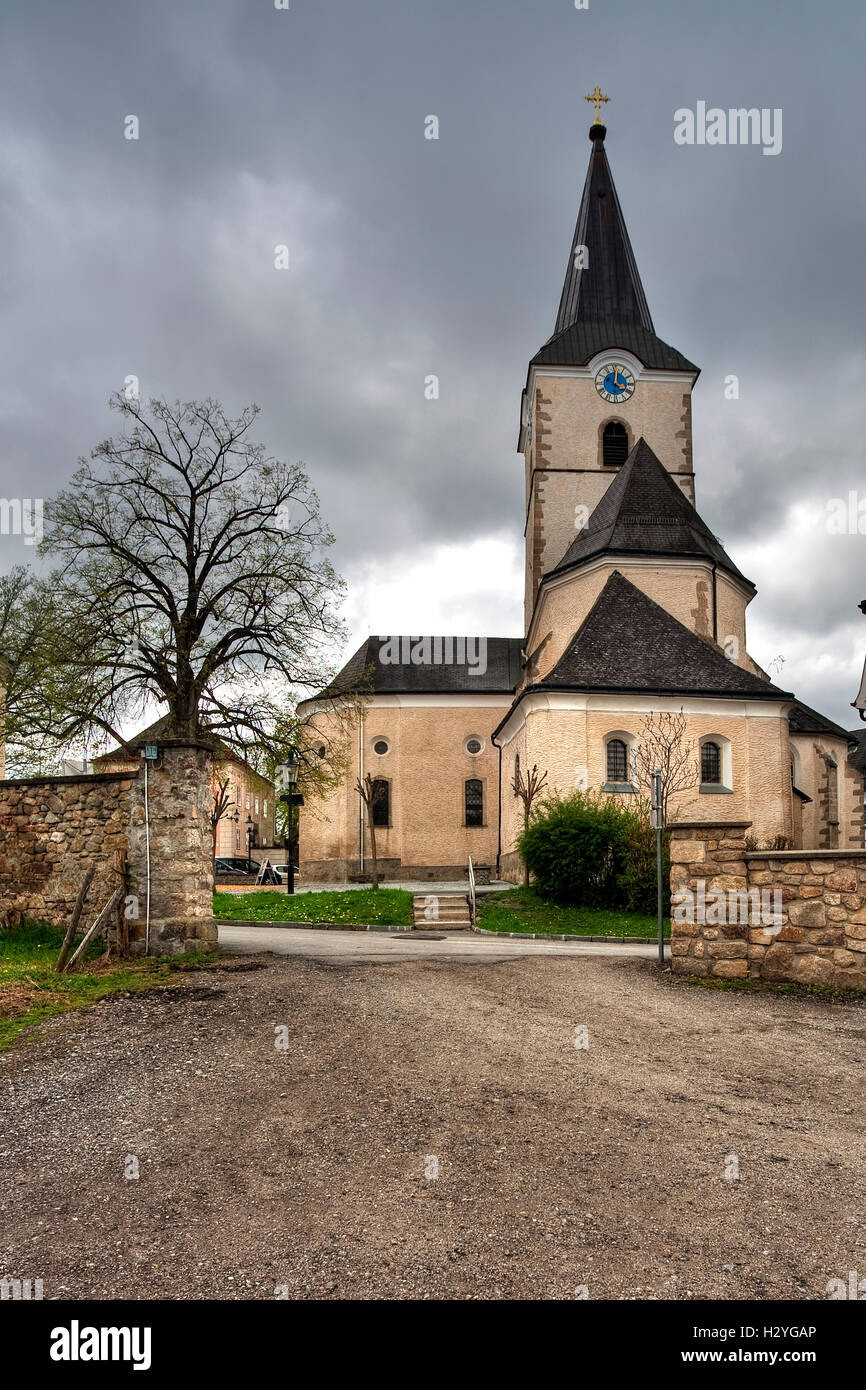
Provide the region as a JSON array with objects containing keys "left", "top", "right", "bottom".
[
  {"left": 465, "top": 737, "right": 483, "bottom": 755},
  {"left": 373, "top": 739, "right": 389, "bottom": 756}
]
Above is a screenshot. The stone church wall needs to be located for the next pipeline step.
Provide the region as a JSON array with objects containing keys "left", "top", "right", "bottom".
[{"left": 670, "top": 822, "right": 866, "bottom": 990}]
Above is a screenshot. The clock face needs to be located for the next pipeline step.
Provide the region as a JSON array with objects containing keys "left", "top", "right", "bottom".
[{"left": 595, "top": 362, "right": 636, "bottom": 403}]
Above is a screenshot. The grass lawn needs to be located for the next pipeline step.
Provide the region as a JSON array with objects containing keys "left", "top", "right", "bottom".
[
  {"left": 0, "top": 922, "right": 217, "bottom": 1051},
  {"left": 476, "top": 887, "right": 670, "bottom": 938},
  {"left": 213, "top": 887, "right": 414, "bottom": 926}
]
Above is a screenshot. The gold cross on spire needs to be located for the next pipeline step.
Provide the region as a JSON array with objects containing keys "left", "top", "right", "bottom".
[{"left": 585, "top": 85, "right": 609, "bottom": 125}]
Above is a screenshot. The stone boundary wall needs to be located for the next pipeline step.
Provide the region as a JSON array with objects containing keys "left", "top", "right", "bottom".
[
  {"left": 670, "top": 821, "right": 866, "bottom": 990},
  {"left": 0, "top": 744, "right": 216, "bottom": 955},
  {"left": 0, "top": 772, "right": 132, "bottom": 927}
]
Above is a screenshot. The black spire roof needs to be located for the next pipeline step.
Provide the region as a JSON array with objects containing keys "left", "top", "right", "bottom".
[
  {"left": 547, "top": 436, "right": 753, "bottom": 588},
  {"left": 531, "top": 125, "right": 697, "bottom": 373},
  {"left": 555, "top": 123, "right": 653, "bottom": 336}
]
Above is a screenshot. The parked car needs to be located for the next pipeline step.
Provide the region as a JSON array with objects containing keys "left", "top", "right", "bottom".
[{"left": 214, "top": 857, "right": 283, "bottom": 883}]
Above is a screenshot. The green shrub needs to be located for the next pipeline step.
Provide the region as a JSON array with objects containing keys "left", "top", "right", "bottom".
[{"left": 518, "top": 789, "right": 668, "bottom": 913}]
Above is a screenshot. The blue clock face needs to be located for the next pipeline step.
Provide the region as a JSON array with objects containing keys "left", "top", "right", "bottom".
[{"left": 595, "top": 362, "right": 636, "bottom": 403}]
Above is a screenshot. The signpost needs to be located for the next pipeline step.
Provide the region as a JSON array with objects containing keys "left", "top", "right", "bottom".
[{"left": 651, "top": 769, "right": 665, "bottom": 966}]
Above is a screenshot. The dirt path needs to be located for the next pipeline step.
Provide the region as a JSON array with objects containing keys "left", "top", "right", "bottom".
[{"left": 1, "top": 953, "right": 864, "bottom": 1300}]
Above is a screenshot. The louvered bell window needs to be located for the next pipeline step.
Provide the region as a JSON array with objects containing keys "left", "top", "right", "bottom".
[{"left": 602, "top": 421, "right": 629, "bottom": 466}]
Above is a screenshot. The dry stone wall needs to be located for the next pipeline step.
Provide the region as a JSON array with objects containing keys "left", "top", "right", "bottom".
[
  {"left": 0, "top": 771, "right": 131, "bottom": 927},
  {"left": 0, "top": 744, "right": 216, "bottom": 954},
  {"left": 670, "top": 822, "right": 866, "bottom": 991}
]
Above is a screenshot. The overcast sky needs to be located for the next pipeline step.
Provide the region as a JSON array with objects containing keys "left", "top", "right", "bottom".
[{"left": 2, "top": 0, "right": 865, "bottom": 730}]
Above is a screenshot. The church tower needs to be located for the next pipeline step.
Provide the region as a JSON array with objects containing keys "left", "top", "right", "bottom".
[{"left": 520, "top": 99, "right": 700, "bottom": 632}]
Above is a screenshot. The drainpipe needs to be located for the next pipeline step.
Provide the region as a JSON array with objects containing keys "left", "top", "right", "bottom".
[
  {"left": 358, "top": 712, "right": 364, "bottom": 875},
  {"left": 491, "top": 730, "right": 502, "bottom": 877},
  {"left": 143, "top": 758, "right": 152, "bottom": 955},
  {"left": 711, "top": 562, "right": 718, "bottom": 643}
]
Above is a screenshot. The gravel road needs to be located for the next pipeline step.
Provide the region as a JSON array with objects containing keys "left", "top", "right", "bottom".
[{"left": 1, "top": 952, "right": 864, "bottom": 1300}]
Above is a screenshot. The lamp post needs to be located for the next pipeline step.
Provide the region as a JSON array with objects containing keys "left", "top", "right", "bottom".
[
  {"left": 245, "top": 814, "right": 254, "bottom": 873},
  {"left": 280, "top": 749, "right": 301, "bottom": 895}
]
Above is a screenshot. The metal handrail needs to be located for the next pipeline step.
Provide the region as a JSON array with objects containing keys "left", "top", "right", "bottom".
[{"left": 467, "top": 856, "right": 476, "bottom": 926}]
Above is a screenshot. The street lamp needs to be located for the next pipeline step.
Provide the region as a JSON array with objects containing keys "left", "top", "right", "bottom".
[
  {"left": 245, "top": 814, "right": 254, "bottom": 873},
  {"left": 279, "top": 749, "right": 301, "bottom": 895}
]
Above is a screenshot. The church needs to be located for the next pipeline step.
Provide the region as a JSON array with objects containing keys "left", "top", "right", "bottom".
[{"left": 297, "top": 103, "right": 863, "bottom": 883}]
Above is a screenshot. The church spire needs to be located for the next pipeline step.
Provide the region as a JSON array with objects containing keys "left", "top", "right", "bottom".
[{"left": 554, "top": 108, "right": 655, "bottom": 337}]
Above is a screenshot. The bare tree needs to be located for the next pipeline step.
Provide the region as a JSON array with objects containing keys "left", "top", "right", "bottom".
[
  {"left": 512, "top": 757, "right": 548, "bottom": 886},
  {"left": 355, "top": 772, "right": 386, "bottom": 890},
  {"left": 28, "top": 394, "right": 345, "bottom": 759},
  {"left": 633, "top": 710, "right": 697, "bottom": 824},
  {"left": 0, "top": 567, "right": 66, "bottom": 774}
]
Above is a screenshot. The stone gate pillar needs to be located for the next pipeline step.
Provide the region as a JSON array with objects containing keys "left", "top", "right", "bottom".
[{"left": 126, "top": 742, "right": 216, "bottom": 955}]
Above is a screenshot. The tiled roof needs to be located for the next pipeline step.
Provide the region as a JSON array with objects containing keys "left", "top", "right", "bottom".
[
  {"left": 787, "top": 701, "right": 851, "bottom": 741},
  {"left": 548, "top": 436, "right": 752, "bottom": 587},
  {"left": 535, "top": 570, "right": 789, "bottom": 699},
  {"left": 317, "top": 636, "right": 524, "bottom": 697},
  {"left": 847, "top": 726, "right": 866, "bottom": 771},
  {"left": 532, "top": 320, "right": 698, "bottom": 373}
]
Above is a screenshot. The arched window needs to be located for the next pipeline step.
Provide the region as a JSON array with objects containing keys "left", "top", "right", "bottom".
[
  {"left": 602, "top": 421, "right": 629, "bottom": 467},
  {"left": 371, "top": 778, "right": 390, "bottom": 827},
  {"left": 606, "top": 738, "right": 628, "bottom": 784},
  {"left": 701, "top": 741, "right": 722, "bottom": 785},
  {"left": 465, "top": 778, "right": 484, "bottom": 827}
]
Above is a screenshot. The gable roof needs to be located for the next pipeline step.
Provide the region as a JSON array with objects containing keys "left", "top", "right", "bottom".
[
  {"left": 93, "top": 716, "right": 269, "bottom": 779},
  {"left": 520, "top": 570, "right": 791, "bottom": 704},
  {"left": 315, "top": 636, "right": 524, "bottom": 698},
  {"left": 547, "top": 436, "right": 753, "bottom": 588}
]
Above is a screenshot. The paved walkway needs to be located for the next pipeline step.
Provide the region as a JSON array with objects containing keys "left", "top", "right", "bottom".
[
  {"left": 218, "top": 880, "right": 511, "bottom": 896},
  {"left": 218, "top": 923, "right": 665, "bottom": 963}
]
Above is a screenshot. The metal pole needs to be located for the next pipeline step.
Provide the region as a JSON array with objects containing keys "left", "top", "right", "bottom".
[
  {"left": 288, "top": 806, "right": 295, "bottom": 895},
  {"left": 653, "top": 769, "right": 664, "bottom": 966}
]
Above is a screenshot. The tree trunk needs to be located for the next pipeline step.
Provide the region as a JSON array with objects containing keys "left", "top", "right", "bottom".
[{"left": 368, "top": 817, "right": 380, "bottom": 890}]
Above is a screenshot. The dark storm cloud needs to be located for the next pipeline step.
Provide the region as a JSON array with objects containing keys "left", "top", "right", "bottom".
[{"left": 1, "top": 0, "right": 865, "bottom": 725}]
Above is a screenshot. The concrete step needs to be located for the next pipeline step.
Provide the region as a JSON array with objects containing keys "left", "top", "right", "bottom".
[
  {"left": 415, "top": 921, "right": 471, "bottom": 932},
  {"left": 413, "top": 904, "right": 470, "bottom": 918},
  {"left": 411, "top": 900, "right": 469, "bottom": 911},
  {"left": 412, "top": 892, "right": 472, "bottom": 931}
]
